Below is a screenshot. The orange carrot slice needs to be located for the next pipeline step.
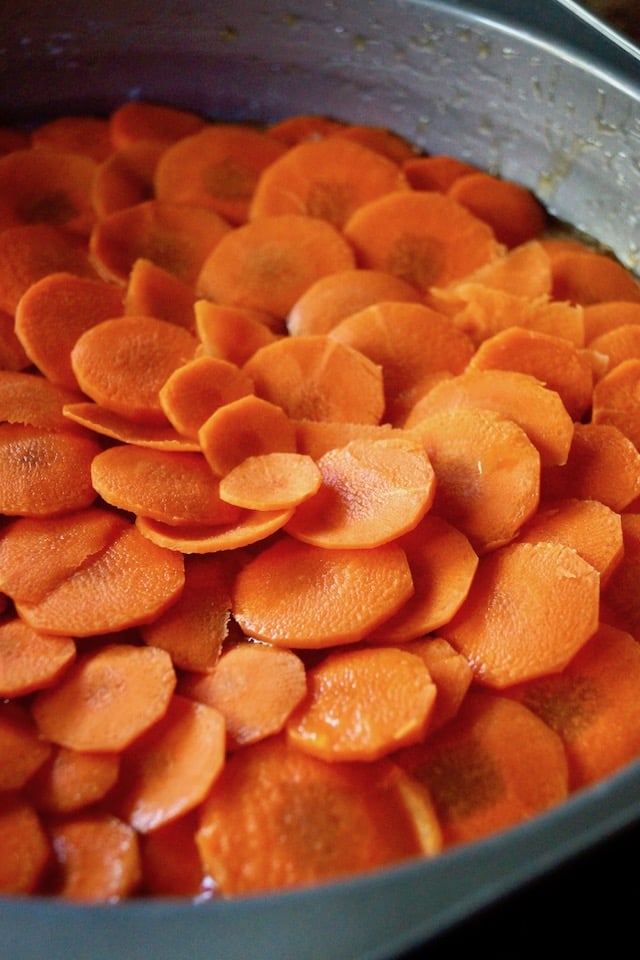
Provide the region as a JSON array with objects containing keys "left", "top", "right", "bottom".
[
  {"left": 196, "top": 213, "right": 356, "bottom": 318},
  {"left": 70, "top": 315, "right": 199, "bottom": 425},
  {"left": 91, "top": 141, "right": 165, "bottom": 218},
  {"left": 0, "top": 701, "right": 53, "bottom": 791},
  {"left": 0, "top": 795, "right": 51, "bottom": 895},
  {"left": 0, "top": 618, "right": 76, "bottom": 697},
  {"left": 588, "top": 323, "right": 640, "bottom": 371},
  {"left": 199, "top": 394, "right": 297, "bottom": 476},
  {"left": 47, "top": 813, "right": 141, "bottom": 902},
  {"left": 62, "top": 401, "right": 200, "bottom": 450},
  {"left": 249, "top": 137, "right": 409, "bottom": 228},
  {"left": 159, "top": 355, "right": 255, "bottom": 440},
  {"left": 140, "top": 811, "right": 207, "bottom": 898},
  {"left": 196, "top": 734, "right": 441, "bottom": 895},
  {"left": 179, "top": 640, "right": 307, "bottom": 750},
  {"left": 0, "top": 369, "right": 84, "bottom": 432},
  {"left": 591, "top": 357, "right": 640, "bottom": 449},
  {"left": 550, "top": 249, "right": 640, "bottom": 305},
  {"left": 195, "top": 299, "right": 281, "bottom": 366},
  {"left": 343, "top": 190, "right": 504, "bottom": 292},
  {"left": 267, "top": 114, "right": 346, "bottom": 145},
  {"left": 231, "top": 535, "right": 414, "bottom": 648},
  {"left": 402, "top": 154, "right": 480, "bottom": 192},
  {"left": 28, "top": 746, "right": 120, "bottom": 814},
  {"left": 583, "top": 300, "right": 640, "bottom": 342},
  {"left": 242, "top": 334, "right": 385, "bottom": 424},
  {"left": 600, "top": 514, "right": 640, "bottom": 636},
  {"left": 331, "top": 124, "right": 418, "bottom": 163},
  {"left": 285, "top": 436, "right": 435, "bottom": 549},
  {"left": 108, "top": 101, "right": 206, "bottom": 149},
  {"left": 219, "top": 451, "right": 322, "bottom": 511},
  {"left": 293, "top": 418, "right": 401, "bottom": 460},
  {"left": 287, "top": 645, "right": 436, "bottom": 761},
  {"left": 31, "top": 115, "right": 112, "bottom": 162},
  {"left": 124, "top": 257, "right": 196, "bottom": 330},
  {"left": 31, "top": 643, "right": 176, "bottom": 751},
  {"left": 442, "top": 540, "right": 600, "bottom": 687},
  {"left": 447, "top": 171, "right": 547, "bottom": 247},
  {"left": 0, "top": 307, "right": 30, "bottom": 371},
  {"left": 136, "top": 508, "right": 294, "bottom": 554},
  {"left": 403, "top": 636, "right": 473, "bottom": 731}
]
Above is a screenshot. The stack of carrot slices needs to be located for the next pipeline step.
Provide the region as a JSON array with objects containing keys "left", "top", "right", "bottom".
[{"left": 1, "top": 101, "right": 640, "bottom": 902}]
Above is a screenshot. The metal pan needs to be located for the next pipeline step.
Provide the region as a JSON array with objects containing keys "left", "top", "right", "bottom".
[{"left": 1, "top": 2, "right": 639, "bottom": 958}]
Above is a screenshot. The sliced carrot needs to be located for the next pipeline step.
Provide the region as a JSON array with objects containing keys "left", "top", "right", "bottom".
[
  {"left": 447, "top": 171, "right": 547, "bottom": 248},
  {"left": 219, "top": 452, "right": 322, "bottom": 510},
  {"left": 0, "top": 147, "right": 97, "bottom": 237},
  {"left": 140, "top": 810, "right": 208, "bottom": 898},
  {"left": 70, "top": 315, "right": 199, "bottom": 425},
  {"left": 0, "top": 307, "right": 30, "bottom": 371},
  {"left": 195, "top": 299, "right": 281, "bottom": 366},
  {"left": 343, "top": 190, "right": 504, "bottom": 293},
  {"left": 267, "top": 114, "right": 347, "bottom": 145},
  {"left": 197, "top": 213, "right": 356, "bottom": 318},
  {"left": 286, "top": 267, "right": 422, "bottom": 337},
  {"left": 402, "top": 154, "right": 480, "bottom": 192},
  {"left": 199, "top": 394, "right": 297, "bottom": 476},
  {"left": 583, "top": 300, "right": 640, "bottom": 342},
  {"left": 405, "top": 368, "right": 574, "bottom": 468},
  {"left": 109, "top": 100, "right": 206, "bottom": 149},
  {"left": 28, "top": 746, "right": 120, "bottom": 814},
  {"left": 589, "top": 323, "right": 640, "bottom": 372},
  {"left": 196, "top": 734, "right": 441, "bottom": 895},
  {"left": 0, "top": 701, "right": 53, "bottom": 791},
  {"left": 179, "top": 640, "right": 307, "bottom": 750},
  {"left": 136, "top": 507, "right": 295, "bottom": 555},
  {"left": 369, "top": 513, "right": 479, "bottom": 642},
  {"left": 16, "top": 524, "right": 185, "bottom": 637},
  {"left": 549, "top": 249, "right": 640, "bottom": 305},
  {"left": 62, "top": 401, "right": 200, "bottom": 450},
  {"left": 331, "top": 124, "right": 418, "bottom": 164},
  {"left": 468, "top": 325, "right": 594, "bottom": 421},
  {"left": 91, "top": 141, "right": 166, "bottom": 218},
  {"left": 408, "top": 407, "right": 540, "bottom": 553},
  {"left": 293, "top": 418, "right": 401, "bottom": 460},
  {"left": 328, "top": 301, "right": 475, "bottom": 425},
  {"left": 139, "top": 554, "right": 233, "bottom": 672},
  {"left": 124, "top": 258, "right": 196, "bottom": 330},
  {"left": 31, "top": 115, "right": 113, "bottom": 163},
  {"left": 591, "top": 356, "right": 640, "bottom": 449},
  {"left": 287, "top": 645, "right": 436, "bottom": 761},
  {"left": 0, "top": 618, "right": 76, "bottom": 697},
  {"left": 242, "top": 334, "right": 385, "bottom": 424},
  {"left": 442, "top": 540, "right": 600, "bottom": 688},
  {"left": 0, "top": 507, "right": 125, "bottom": 605},
  {"left": 600, "top": 514, "right": 640, "bottom": 637},
  {"left": 0, "top": 795, "right": 51, "bottom": 895},
  {"left": 14, "top": 272, "right": 125, "bottom": 390},
  {"left": 397, "top": 690, "right": 568, "bottom": 847},
  {"left": 231, "top": 535, "right": 414, "bottom": 648},
  {"left": 31, "top": 643, "right": 176, "bottom": 751},
  {"left": 0, "top": 223, "right": 96, "bottom": 314},
  {"left": 517, "top": 497, "right": 623, "bottom": 588},
  {"left": 249, "top": 137, "right": 409, "bottom": 228},
  {"left": 0, "top": 370, "right": 84, "bottom": 432},
  {"left": 402, "top": 636, "right": 474, "bottom": 731},
  {"left": 541, "top": 421, "right": 640, "bottom": 511},
  {"left": 91, "top": 444, "right": 242, "bottom": 527},
  {"left": 48, "top": 813, "right": 142, "bottom": 902},
  {"left": 114, "top": 694, "right": 226, "bottom": 833},
  {"left": 285, "top": 436, "right": 435, "bottom": 549},
  {"left": 154, "top": 123, "right": 288, "bottom": 225},
  {"left": 159, "top": 355, "right": 255, "bottom": 441},
  {"left": 0, "top": 423, "right": 100, "bottom": 517}
]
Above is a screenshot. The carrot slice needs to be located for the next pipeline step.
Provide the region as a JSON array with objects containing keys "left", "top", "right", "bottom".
[
  {"left": 154, "top": 123, "right": 288, "bottom": 225},
  {"left": 409, "top": 407, "right": 540, "bottom": 553},
  {"left": 249, "top": 137, "right": 409, "bottom": 228},
  {"left": 549, "top": 249, "right": 640, "bottom": 305},
  {"left": 267, "top": 114, "right": 347, "bottom": 145},
  {"left": 0, "top": 369, "right": 84, "bottom": 431},
  {"left": 343, "top": 190, "right": 504, "bottom": 292},
  {"left": 0, "top": 618, "right": 76, "bottom": 697},
  {"left": 62, "top": 401, "right": 200, "bottom": 450},
  {"left": 286, "top": 268, "right": 422, "bottom": 337},
  {"left": 90, "top": 199, "right": 231, "bottom": 287},
  {"left": 442, "top": 540, "right": 600, "bottom": 688},
  {"left": 468, "top": 325, "right": 594, "bottom": 421},
  {"left": 242, "top": 334, "right": 385, "bottom": 424},
  {"left": 0, "top": 223, "right": 96, "bottom": 314},
  {"left": 369, "top": 513, "right": 479, "bottom": 642},
  {"left": 397, "top": 690, "right": 568, "bottom": 847},
  {"left": 199, "top": 394, "right": 297, "bottom": 476},
  {"left": 583, "top": 300, "right": 640, "bottom": 342},
  {"left": 179, "top": 640, "right": 307, "bottom": 750},
  {"left": 403, "top": 636, "right": 473, "bottom": 731},
  {"left": 114, "top": 694, "right": 226, "bottom": 833},
  {"left": 0, "top": 795, "right": 51, "bottom": 895},
  {"left": 285, "top": 436, "right": 435, "bottom": 549},
  {"left": 28, "top": 746, "right": 120, "bottom": 814},
  {"left": 0, "top": 307, "right": 30, "bottom": 371},
  {"left": 447, "top": 171, "right": 547, "bottom": 248},
  {"left": 196, "top": 213, "right": 356, "bottom": 318},
  {"left": 588, "top": 322, "right": 640, "bottom": 371},
  {"left": 91, "top": 141, "right": 165, "bottom": 218},
  {"left": 124, "top": 258, "right": 196, "bottom": 330},
  {"left": 136, "top": 508, "right": 295, "bottom": 555},
  {"left": 600, "top": 514, "right": 640, "bottom": 636},
  {"left": 293, "top": 418, "right": 401, "bottom": 460},
  {"left": 31, "top": 643, "right": 176, "bottom": 751},
  {"left": 71, "top": 315, "right": 199, "bottom": 425},
  {"left": 140, "top": 811, "right": 207, "bottom": 898},
  {"left": 328, "top": 301, "right": 475, "bottom": 425},
  {"left": 231, "top": 535, "right": 414, "bottom": 648},
  {"left": 0, "top": 147, "right": 97, "bottom": 237},
  {"left": 508, "top": 623, "right": 640, "bottom": 790},
  {"left": 405, "top": 368, "right": 574, "bottom": 467},
  {"left": 16, "top": 524, "right": 185, "bottom": 637},
  {"left": 0, "top": 701, "right": 53, "bottom": 790},
  {"left": 447, "top": 287, "right": 585, "bottom": 348},
  {"left": 31, "top": 115, "right": 112, "bottom": 162},
  {"left": 219, "top": 451, "right": 322, "bottom": 510},
  {"left": 287, "top": 645, "right": 436, "bottom": 761},
  {"left": 159, "top": 355, "right": 255, "bottom": 441},
  {"left": 0, "top": 423, "right": 100, "bottom": 517},
  {"left": 591, "top": 357, "right": 640, "bottom": 449},
  {"left": 109, "top": 101, "right": 206, "bottom": 149},
  {"left": 402, "top": 154, "right": 480, "bottom": 192},
  {"left": 48, "top": 813, "right": 141, "bottom": 902},
  {"left": 331, "top": 124, "right": 418, "bottom": 163},
  {"left": 139, "top": 554, "right": 233, "bottom": 672},
  {"left": 14, "top": 272, "right": 125, "bottom": 390},
  {"left": 195, "top": 299, "right": 281, "bottom": 366},
  {"left": 196, "top": 734, "right": 441, "bottom": 895}
]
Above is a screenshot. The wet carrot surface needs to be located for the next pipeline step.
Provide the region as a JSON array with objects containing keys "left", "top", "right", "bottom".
[{"left": 0, "top": 103, "right": 640, "bottom": 901}]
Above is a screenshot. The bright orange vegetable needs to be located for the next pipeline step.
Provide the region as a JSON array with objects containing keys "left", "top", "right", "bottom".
[
  {"left": 199, "top": 393, "right": 297, "bottom": 476},
  {"left": 124, "top": 258, "right": 196, "bottom": 330},
  {"left": 47, "top": 813, "right": 142, "bottom": 902},
  {"left": 219, "top": 451, "right": 322, "bottom": 511},
  {"left": 91, "top": 141, "right": 165, "bottom": 219},
  {"left": 159, "top": 355, "right": 255, "bottom": 441},
  {"left": 31, "top": 115, "right": 113, "bottom": 163},
  {"left": 0, "top": 701, "right": 53, "bottom": 791},
  {"left": 447, "top": 171, "right": 547, "bottom": 247},
  {"left": 0, "top": 794, "right": 51, "bottom": 895},
  {"left": 108, "top": 100, "right": 206, "bottom": 149},
  {"left": 28, "top": 746, "right": 120, "bottom": 814},
  {"left": 0, "top": 618, "right": 76, "bottom": 697}
]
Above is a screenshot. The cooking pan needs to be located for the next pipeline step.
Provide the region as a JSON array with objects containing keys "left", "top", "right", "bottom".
[{"left": 1, "top": 2, "right": 640, "bottom": 958}]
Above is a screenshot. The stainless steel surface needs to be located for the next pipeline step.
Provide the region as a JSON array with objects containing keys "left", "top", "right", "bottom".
[{"left": 1, "top": 3, "right": 640, "bottom": 959}]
